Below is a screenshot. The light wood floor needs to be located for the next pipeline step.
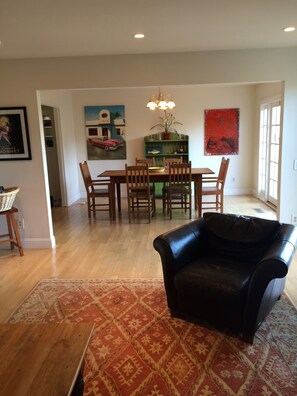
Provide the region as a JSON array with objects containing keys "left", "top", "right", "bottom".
[{"left": 0, "top": 195, "right": 296, "bottom": 322}]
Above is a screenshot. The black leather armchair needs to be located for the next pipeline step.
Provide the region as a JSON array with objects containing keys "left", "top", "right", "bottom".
[{"left": 153, "top": 212, "right": 297, "bottom": 343}]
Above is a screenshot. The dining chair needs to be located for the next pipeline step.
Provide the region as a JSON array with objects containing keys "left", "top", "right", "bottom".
[
  {"left": 162, "top": 157, "right": 184, "bottom": 213},
  {"left": 200, "top": 157, "right": 230, "bottom": 213},
  {"left": 125, "top": 164, "right": 156, "bottom": 223},
  {"left": 166, "top": 162, "right": 192, "bottom": 219},
  {"left": 136, "top": 157, "right": 156, "bottom": 191},
  {"left": 79, "top": 161, "right": 113, "bottom": 218}
]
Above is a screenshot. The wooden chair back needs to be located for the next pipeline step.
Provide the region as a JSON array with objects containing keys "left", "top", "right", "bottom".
[
  {"left": 217, "top": 157, "right": 230, "bottom": 190},
  {"left": 163, "top": 157, "right": 183, "bottom": 167},
  {"left": 126, "top": 165, "right": 150, "bottom": 191},
  {"left": 201, "top": 157, "right": 230, "bottom": 214},
  {"left": 79, "top": 161, "right": 112, "bottom": 218},
  {"left": 135, "top": 157, "right": 155, "bottom": 167},
  {"left": 169, "top": 161, "right": 192, "bottom": 187},
  {"left": 79, "top": 161, "right": 93, "bottom": 191},
  {"left": 125, "top": 164, "right": 155, "bottom": 223},
  {"left": 167, "top": 161, "right": 192, "bottom": 219}
]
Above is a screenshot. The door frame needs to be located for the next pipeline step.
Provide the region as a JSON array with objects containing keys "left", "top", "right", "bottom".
[{"left": 258, "top": 95, "right": 282, "bottom": 208}]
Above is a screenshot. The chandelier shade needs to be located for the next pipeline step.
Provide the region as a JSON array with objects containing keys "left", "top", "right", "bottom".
[{"left": 146, "top": 89, "right": 176, "bottom": 110}]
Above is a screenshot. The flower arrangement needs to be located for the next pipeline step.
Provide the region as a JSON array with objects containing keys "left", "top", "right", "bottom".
[{"left": 150, "top": 110, "right": 182, "bottom": 134}]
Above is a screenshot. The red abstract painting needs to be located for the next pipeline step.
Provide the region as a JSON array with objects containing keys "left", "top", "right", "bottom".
[{"left": 204, "top": 108, "right": 239, "bottom": 156}]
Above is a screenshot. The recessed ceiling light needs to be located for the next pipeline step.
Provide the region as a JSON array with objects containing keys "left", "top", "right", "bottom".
[
  {"left": 283, "top": 26, "right": 295, "bottom": 32},
  {"left": 134, "top": 33, "right": 145, "bottom": 39}
]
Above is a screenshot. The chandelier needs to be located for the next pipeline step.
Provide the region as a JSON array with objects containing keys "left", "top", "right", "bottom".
[{"left": 146, "top": 89, "right": 176, "bottom": 111}]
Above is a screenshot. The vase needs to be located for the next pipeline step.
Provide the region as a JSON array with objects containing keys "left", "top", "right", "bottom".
[{"left": 163, "top": 132, "right": 170, "bottom": 140}]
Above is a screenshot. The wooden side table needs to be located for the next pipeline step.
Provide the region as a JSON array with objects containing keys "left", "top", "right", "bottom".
[
  {"left": 0, "top": 207, "right": 24, "bottom": 256},
  {"left": 0, "top": 323, "right": 94, "bottom": 396}
]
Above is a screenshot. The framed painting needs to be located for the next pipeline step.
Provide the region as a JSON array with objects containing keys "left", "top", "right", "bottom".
[
  {"left": 0, "top": 107, "right": 32, "bottom": 160},
  {"left": 204, "top": 108, "right": 239, "bottom": 156},
  {"left": 84, "top": 105, "right": 126, "bottom": 160}
]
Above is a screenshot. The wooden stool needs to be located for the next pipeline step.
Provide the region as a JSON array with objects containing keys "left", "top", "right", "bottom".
[{"left": 0, "top": 207, "right": 24, "bottom": 256}]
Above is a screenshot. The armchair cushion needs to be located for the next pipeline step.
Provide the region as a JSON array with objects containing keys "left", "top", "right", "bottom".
[
  {"left": 175, "top": 256, "right": 256, "bottom": 332},
  {"left": 204, "top": 212, "right": 281, "bottom": 262}
]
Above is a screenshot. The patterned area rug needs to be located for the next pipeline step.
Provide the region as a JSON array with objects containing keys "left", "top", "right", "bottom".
[{"left": 7, "top": 279, "right": 297, "bottom": 395}]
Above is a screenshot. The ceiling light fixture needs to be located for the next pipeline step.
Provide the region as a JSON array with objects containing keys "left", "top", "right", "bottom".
[
  {"left": 146, "top": 89, "right": 176, "bottom": 110},
  {"left": 283, "top": 26, "right": 295, "bottom": 32},
  {"left": 134, "top": 33, "right": 145, "bottom": 39}
]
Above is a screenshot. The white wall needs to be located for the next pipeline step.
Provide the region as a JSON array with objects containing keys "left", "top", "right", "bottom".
[
  {"left": 0, "top": 48, "right": 296, "bottom": 248},
  {"left": 71, "top": 84, "right": 255, "bottom": 199}
]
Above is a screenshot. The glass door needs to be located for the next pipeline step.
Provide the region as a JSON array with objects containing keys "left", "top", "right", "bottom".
[{"left": 258, "top": 100, "right": 281, "bottom": 207}]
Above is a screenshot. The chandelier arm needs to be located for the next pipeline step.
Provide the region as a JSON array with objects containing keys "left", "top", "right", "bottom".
[{"left": 146, "top": 90, "right": 176, "bottom": 110}]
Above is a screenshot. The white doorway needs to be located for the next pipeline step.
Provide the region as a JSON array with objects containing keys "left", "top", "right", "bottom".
[
  {"left": 258, "top": 98, "right": 281, "bottom": 207},
  {"left": 42, "top": 105, "right": 63, "bottom": 207}
]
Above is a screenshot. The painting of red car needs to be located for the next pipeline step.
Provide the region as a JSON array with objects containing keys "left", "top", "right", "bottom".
[{"left": 88, "top": 137, "right": 124, "bottom": 151}]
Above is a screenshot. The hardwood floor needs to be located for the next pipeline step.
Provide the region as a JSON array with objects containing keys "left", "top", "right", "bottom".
[{"left": 0, "top": 195, "right": 296, "bottom": 322}]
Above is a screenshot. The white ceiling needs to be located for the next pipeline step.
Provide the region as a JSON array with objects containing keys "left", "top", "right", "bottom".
[{"left": 0, "top": 0, "right": 296, "bottom": 59}]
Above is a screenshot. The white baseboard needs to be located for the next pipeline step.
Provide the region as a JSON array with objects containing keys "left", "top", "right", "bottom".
[
  {"left": 22, "top": 237, "right": 56, "bottom": 249},
  {"left": 225, "top": 188, "right": 253, "bottom": 195},
  {"left": 67, "top": 193, "right": 81, "bottom": 206}
]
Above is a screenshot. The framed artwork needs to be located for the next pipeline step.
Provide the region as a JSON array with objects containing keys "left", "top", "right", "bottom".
[
  {"left": 84, "top": 105, "right": 126, "bottom": 160},
  {"left": 204, "top": 108, "right": 239, "bottom": 156},
  {"left": 0, "top": 107, "right": 32, "bottom": 160}
]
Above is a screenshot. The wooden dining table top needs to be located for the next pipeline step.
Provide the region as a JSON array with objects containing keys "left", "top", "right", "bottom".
[{"left": 99, "top": 167, "right": 214, "bottom": 179}]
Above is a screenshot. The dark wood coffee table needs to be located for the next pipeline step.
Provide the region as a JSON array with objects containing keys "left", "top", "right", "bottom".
[{"left": 0, "top": 323, "right": 94, "bottom": 396}]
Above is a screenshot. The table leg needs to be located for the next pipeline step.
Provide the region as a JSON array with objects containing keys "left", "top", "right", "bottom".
[
  {"left": 196, "top": 175, "right": 202, "bottom": 218},
  {"left": 10, "top": 211, "right": 24, "bottom": 256},
  {"left": 110, "top": 179, "right": 116, "bottom": 220},
  {"left": 116, "top": 183, "right": 121, "bottom": 212}
]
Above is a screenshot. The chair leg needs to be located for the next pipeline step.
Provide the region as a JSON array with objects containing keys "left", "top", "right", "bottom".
[
  {"left": 87, "top": 197, "right": 91, "bottom": 218},
  {"left": 128, "top": 197, "right": 132, "bottom": 223},
  {"left": 220, "top": 194, "right": 224, "bottom": 213},
  {"left": 169, "top": 193, "right": 172, "bottom": 220},
  {"left": 92, "top": 197, "right": 96, "bottom": 217},
  {"left": 10, "top": 213, "right": 24, "bottom": 256},
  {"left": 6, "top": 212, "right": 14, "bottom": 250}
]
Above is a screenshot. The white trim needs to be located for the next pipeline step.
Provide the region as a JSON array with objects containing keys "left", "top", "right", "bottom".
[
  {"left": 68, "top": 193, "right": 81, "bottom": 206},
  {"left": 224, "top": 188, "right": 252, "bottom": 195},
  {"left": 259, "top": 95, "right": 281, "bottom": 105},
  {"left": 53, "top": 107, "right": 68, "bottom": 206},
  {"left": 22, "top": 237, "right": 56, "bottom": 249}
]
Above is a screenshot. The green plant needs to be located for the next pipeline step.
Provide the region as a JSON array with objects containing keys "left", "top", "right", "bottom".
[{"left": 150, "top": 110, "right": 182, "bottom": 133}]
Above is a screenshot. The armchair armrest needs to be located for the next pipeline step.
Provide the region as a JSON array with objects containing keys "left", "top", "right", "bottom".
[
  {"left": 153, "top": 219, "right": 207, "bottom": 308},
  {"left": 249, "top": 223, "right": 297, "bottom": 291},
  {"left": 202, "top": 177, "right": 224, "bottom": 184},
  {"left": 243, "top": 224, "right": 297, "bottom": 340},
  {"left": 153, "top": 219, "right": 206, "bottom": 272}
]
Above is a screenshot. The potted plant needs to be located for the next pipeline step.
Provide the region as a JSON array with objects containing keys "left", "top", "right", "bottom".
[{"left": 150, "top": 110, "right": 182, "bottom": 140}]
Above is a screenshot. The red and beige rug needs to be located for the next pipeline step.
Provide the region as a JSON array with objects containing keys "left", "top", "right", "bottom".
[{"left": 7, "top": 279, "right": 297, "bottom": 395}]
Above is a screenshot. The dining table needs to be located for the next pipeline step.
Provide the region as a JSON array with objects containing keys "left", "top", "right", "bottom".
[{"left": 99, "top": 167, "right": 214, "bottom": 220}]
